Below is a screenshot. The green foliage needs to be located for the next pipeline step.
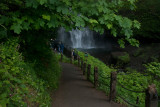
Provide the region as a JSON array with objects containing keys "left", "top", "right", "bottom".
[
  {"left": 0, "top": 0, "right": 141, "bottom": 47},
  {"left": 118, "top": 39, "right": 125, "bottom": 48},
  {"left": 117, "top": 52, "right": 130, "bottom": 64},
  {"left": 1, "top": 0, "right": 156, "bottom": 106},
  {"left": 125, "top": 67, "right": 137, "bottom": 72},
  {"left": 42, "top": 15, "right": 51, "bottom": 21},
  {"left": 0, "top": 24, "right": 7, "bottom": 39},
  {"left": 115, "top": 62, "right": 160, "bottom": 106},
  {"left": 117, "top": 72, "right": 150, "bottom": 106},
  {"left": 19, "top": 31, "right": 61, "bottom": 89},
  {"left": 144, "top": 62, "right": 160, "bottom": 78},
  {"left": 77, "top": 51, "right": 115, "bottom": 94},
  {"left": 57, "top": 53, "right": 70, "bottom": 63},
  {"left": 34, "top": 52, "right": 61, "bottom": 89},
  {"left": 0, "top": 38, "right": 53, "bottom": 106}
]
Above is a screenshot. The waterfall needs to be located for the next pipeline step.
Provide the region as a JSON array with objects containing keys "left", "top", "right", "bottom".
[{"left": 58, "top": 28, "right": 95, "bottom": 49}]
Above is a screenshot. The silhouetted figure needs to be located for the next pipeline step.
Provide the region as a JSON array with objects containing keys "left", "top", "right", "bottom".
[
  {"left": 60, "top": 42, "right": 64, "bottom": 54},
  {"left": 72, "top": 49, "right": 77, "bottom": 60}
]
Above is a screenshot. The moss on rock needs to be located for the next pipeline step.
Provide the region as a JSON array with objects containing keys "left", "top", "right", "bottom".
[
  {"left": 117, "top": 52, "right": 130, "bottom": 64},
  {"left": 125, "top": 67, "right": 137, "bottom": 73},
  {"left": 110, "top": 52, "right": 130, "bottom": 68}
]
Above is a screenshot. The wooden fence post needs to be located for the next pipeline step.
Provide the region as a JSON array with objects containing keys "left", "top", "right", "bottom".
[
  {"left": 81, "top": 60, "right": 83, "bottom": 70},
  {"left": 145, "top": 84, "right": 158, "bottom": 107},
  {"left": 60, "top": 53, "right": 63, "bottom": 62},
  {"left": 76, "top": 54, "right": 78, "bottom": 60},
  {"left": 83, "top": 63, "right": 86, "bottom": 75},
  {"left": 70, "top": 55, "right": 74, "bottom": 64},
  {"left": 72, "top": 55, "right": 74, "bottom": 62},
  {"left": 109, "top": 71, "right": 117, "bottom": 102},
  {"left": 87, "top": 64, "right": 91, "bottom": 81},
  {"left": 78, "top": 56, "right": 80, "bottom": 67},
  {"left": 94, "top": 67, "right": 98, "bottom": 88}
]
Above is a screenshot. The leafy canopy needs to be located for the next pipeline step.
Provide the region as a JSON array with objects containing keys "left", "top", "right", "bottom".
[{"left": 0, "top": 0, "right": 140, "bottom": 47}]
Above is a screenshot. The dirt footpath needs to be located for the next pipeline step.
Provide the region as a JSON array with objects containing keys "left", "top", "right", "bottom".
[{"left": 52, "top": 63, "right": 123, "bottom": 107}]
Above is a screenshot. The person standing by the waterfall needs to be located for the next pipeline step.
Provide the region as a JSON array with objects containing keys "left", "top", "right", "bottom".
[
  {"left": 72, "top": 49, "right": 77, "bottom": 60},
  {"left": 60, "top": 42, "right": 64, "bottom": 54}
]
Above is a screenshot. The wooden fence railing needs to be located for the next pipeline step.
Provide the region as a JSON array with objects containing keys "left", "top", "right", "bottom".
[{"left": 61, "top": 49, "right": 158, "bottom": 107}]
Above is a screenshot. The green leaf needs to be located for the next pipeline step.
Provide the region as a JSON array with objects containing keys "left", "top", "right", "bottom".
[
  {"left": 106, "top": 23, "right": 112, "bottom": 29},
  {"left": 47, "top": 19, "right": 58, "bottom": 28},
  {"left": 89, "top": 19, "right": 98, "bottom": 24},
  {"left": 111, "top": 28, "right": 117, "bottom": 37},
  {"left": 104, "top": 14, "right": 110, "bottom": 20},
  {"left": 114, "top": 15, "right": 122, "bottom": 21},
  {"left": 10, "top": 23, "right": 22, "bottom": 34},
  {"left": 0, "top": 16, "right": 10, "bottom": 25},
  {"left": 63, "top": 0, "right": 71, "bottom": 6},
  {"left": 49, "top": 0, "right": 56, "bottom": 4},
  {"left": 97, "top": 6, "right": 103, "bottom": 12},
  {"left": 38, "top": 0, "right": 47, "bottom": 5},
  {"left": 42, "top": 15, "right": 51, "bottom": 21},
  {"left": 81, "top": 15, "right": 89, "bottom": 21},
  {"left": 128, "top": 0, "right": 136, "bottom": 4},
  {"left": 126, "top": 38, "right": 139, "bottom": 47},
  {"left": 118, "top": 39, "right": 125, "bottom": 48},
  {"left": 75, "top": 17, "right": 85, "bottom": 27},
  {"left": 25, "top": 0, "right": 39, "bottom": 8},
  {"left": 0, "top": 26, "right": 7, "bottom": 39},
  {"left": 133, "top": 20, "right": 141, "bottom": 29},
  {"left": 57, "top": 6, "right": 69, "bottom": 14},
  {"left": 22, "top": 22, "right": 30, "bottom": 30},
  {"left": 40, "top": 21, "right": 45, "bottom": 27},
  {"left": 124, "top": 29, "right": 133, "bottom": 38},
  {"left": 62, "top": 8, "right": 69, "bottom": 14},
  {"left": 120, "top": 17, "right": 132, "bottom": 28}
]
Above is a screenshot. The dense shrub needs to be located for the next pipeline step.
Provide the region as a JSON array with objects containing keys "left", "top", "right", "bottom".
[{"left": 0, "top": 38, "right": 61, "bottom": 107}]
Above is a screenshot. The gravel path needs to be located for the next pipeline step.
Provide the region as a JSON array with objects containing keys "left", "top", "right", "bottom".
[{"left": 52, "top": 62, "right": 123, "bottom": 107}]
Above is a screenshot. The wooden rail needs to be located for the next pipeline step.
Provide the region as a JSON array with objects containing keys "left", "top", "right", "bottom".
[{"left": 61, "top": 48, "right": 158, "bottom": 107}]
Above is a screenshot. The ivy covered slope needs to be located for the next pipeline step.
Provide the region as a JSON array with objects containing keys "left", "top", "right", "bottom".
[{"left": 0, "top": 38, "right": 61, "bottom": 107}]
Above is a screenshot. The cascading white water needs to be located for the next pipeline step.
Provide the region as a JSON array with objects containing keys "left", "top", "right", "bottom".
[
  {"left": 69, "top": 28, "right": 95, "bottom": 48},
  {"left": 58, "top": 28, "right": 95, "bottom": 49}
]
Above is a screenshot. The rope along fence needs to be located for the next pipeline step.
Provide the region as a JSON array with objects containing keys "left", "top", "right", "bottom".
[
  {"left": 61, "top": 48, "right": 159, "bottom": 107},
  {"left": 98, "top": 79, "right": 110, "bottom": 88},
  {"left": 116, "top": 80, "right": 145, "bottom": 107},
  {"left": 99, "top": 72, "right": 110, "bottom": 80},
  {"left": 117, "top": 81, "right": 145, "bottom": 93},
  {"left": 117, "top": 94, "right": 139, "bottom": 107}
]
